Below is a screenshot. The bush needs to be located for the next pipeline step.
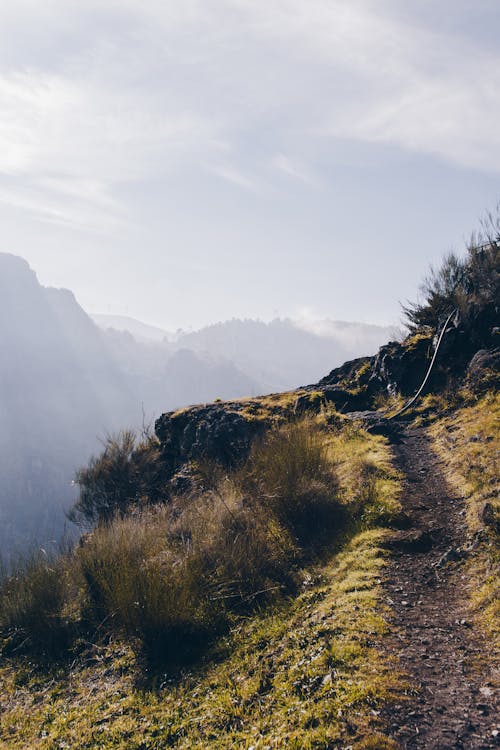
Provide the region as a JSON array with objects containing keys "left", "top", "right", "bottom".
[
  {"left": 178, "top": 486, "right": 296, "bottom": 610},
  {"left": 0, "top": 552, "right": 72, "bottom": 656},
  {"left": 403, "top": 213, "right": 500, "bottom": 331},
  {"left": 78, "top": 491, "right": 295, "bottom": 663},
  {"left": 69, "top": 430, "right": 166, "bottom": 526},
  {"left": 240, "top": 419, "right": 341, "bottom": 546},
  {"left": 78, "top": 512, "right": 215, "bottom": 664}
]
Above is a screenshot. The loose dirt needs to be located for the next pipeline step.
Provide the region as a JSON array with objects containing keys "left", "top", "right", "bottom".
[{"left": 381, "top": 426, "right": 499, "bottom": 749}]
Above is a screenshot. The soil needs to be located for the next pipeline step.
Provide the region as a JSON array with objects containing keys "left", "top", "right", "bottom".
[{"left": 381, "top": 426, "right": 499, "bottom": 749}]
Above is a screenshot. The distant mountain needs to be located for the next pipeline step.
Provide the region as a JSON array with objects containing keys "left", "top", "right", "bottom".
[
  {"left": 100, "top": 327, "right": 262, "bottom": 417},
  {"left": 0, "top": 255, "right": 261, "bottom": 559},
  {"left": 0, "top": 255, "right": 144, "bottom": 557},
  {"left": 93, "top": 314, "right": 399, "bottom": 393},
  {"left": 91, "top": 314, "right": 174, "bottom": 344},
  {"left": 177, "top": 318, "right": 398, "bottom": 392}
]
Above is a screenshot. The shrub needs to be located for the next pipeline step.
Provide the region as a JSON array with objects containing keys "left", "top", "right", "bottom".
[
  {"left": 78, "top": 510, "right": 216, "bottom": 664},
  {"left": 69, "top": 430, "right": 166, "bottom": 526},
  {"left": 403, "top": 212, "right": 500, "bottom": 331},
  {"left": 78, "top": 490, "right": 295, "bottom": 663},
  {"left": 5, "top": 420, "right": 345, "bottom": 667},
  {"left": 0, "top": 552, "right": 72, "bottom": 656},
  {"left": 240, "top": 419, "right": 342, "bottom": 546},
  {"left": 178, "top": 486, "right": 296, "bottom": 610}
]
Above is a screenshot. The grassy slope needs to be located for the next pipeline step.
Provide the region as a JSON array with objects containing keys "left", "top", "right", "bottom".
[
  {"left": 0, "top": 427, "right": 403, "bottom": 750},
  {"left": 429, "top": 391, "right": 499, "bottom": 658}
]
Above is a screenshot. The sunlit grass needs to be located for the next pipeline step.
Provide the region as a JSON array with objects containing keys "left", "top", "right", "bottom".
[
  {"left": 430, "top": 391, "right": 499, "bottom": 657},
  {"left": 0, "top": 419, "right": 404, "bottom": 748}
]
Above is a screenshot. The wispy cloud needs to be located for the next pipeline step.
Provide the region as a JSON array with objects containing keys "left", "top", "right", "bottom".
[
  {"left": 207, "top": 163, "right": 262, "bottom": 192},
  {"left": 0, "top": 0, "right": 499, "bottom": 235},
  {"left": 271, "top": 153, "right": 316, "bottom": 185},
  {"left": 0, "top": 178, "right": 130, "bottom": 234}
]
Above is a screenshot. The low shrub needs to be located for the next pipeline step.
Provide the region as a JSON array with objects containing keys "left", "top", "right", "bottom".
[
  {"left": 3, "top": 420, "right": 354, "bottom": 668},
  {"left": 241, "top": 419, "right": 342, "bottom": 546},
  {"left": 69, "top": 430, "right": 165, "bottom": 526},
  {"left": 78, "top": 510, "right": 216, "bottom": 664},
  {"left": 0, "top": 552, "right": 72, "bottom": 657},
  {"left": 179, "top": 487, "right": 296, "bottom": 609},
  {"left": 403, "top": 210, "right": 499, "bottom": 331}
]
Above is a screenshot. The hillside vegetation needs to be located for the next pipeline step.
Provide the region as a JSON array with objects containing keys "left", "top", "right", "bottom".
[
  {"left": 0, "top": 223, "right": 498, "bottom": 748},
  {"left": 0, "top": 422, "right": 405, "bottom": 749}
]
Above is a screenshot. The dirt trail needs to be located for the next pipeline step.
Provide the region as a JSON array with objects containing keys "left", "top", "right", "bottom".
[{"left": 382, "top": 426, "right": 499, "bottom": 749}]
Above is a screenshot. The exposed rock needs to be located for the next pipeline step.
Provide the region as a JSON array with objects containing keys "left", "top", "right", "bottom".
[
  {"left": 322, "top": 386, "right": 369, "bottom": 411},
  {"left": 318, "top": 334, "right": 438, "bottom": 405},
  {"left": 368, "top": 335, "right": 434, "bottom": 396},
  {"left": 435, "top": 547, "right": 467, "bottom": 567},
  {"left": 155, "top": 402, "right": 269, "bottom": 480},
  {"left": 481, "top": 501, "right": 500, "bottom": 532},
  {"left": 318, "top": 356, "right": 371, "bottom": 388},
  {"left": 465, "top": 348, "right": 500, "bottom": 393}
]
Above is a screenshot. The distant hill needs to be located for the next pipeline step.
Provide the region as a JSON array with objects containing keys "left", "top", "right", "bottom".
[
  {"left": 93, "top": 314, "right": 398, "bottom": 393},
  {"left": 177, "top": 317, "right": 398, "bottom": 391},
  {"left": 0, "top": 256, "right": 260, "bottom": 558},
  {"left": 91, "top": 314, "right": 174, "bottom": 344},
  {"left": 0, "top": 254, "right": 138, "bottom": 557}
]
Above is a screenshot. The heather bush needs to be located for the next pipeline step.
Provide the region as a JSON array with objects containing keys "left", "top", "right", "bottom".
[{"left": 69, "top": 429, "right": 165, "bottom": 526}]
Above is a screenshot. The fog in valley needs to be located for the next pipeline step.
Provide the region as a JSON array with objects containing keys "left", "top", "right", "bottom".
[{"left": 0, "top": 252, "right": 397, "bottom": 560}]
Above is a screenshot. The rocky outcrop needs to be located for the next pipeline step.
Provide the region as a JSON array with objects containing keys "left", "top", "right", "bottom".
[
  {"left": 465, "top": 348, "right": 500, "bottom": 393},
  {"left": 155, "top": 402, "right": 267, "bottom": 477}
]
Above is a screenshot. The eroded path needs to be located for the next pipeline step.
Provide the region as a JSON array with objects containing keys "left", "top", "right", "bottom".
[{"left": 382, "top": 426, "right": 498, "bottom": 749}]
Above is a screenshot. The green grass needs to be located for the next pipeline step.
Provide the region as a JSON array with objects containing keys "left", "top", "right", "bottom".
[
  {"left": 0, "top": 421, "right": 404, "bottom": 748},
  {"left": 0, "top": 532, "right": 401, "bottom": 750},
  {"left": 430, "top": 391, "right": 499, "bottom": 656}
]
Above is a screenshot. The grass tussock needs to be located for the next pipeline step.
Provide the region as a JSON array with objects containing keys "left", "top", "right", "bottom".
[
  {"left": 0, "top": 552, "right": 74, "bottom": 658},
  {"left": 1, "top": 419, "right": 346, "bottom": 666},
  {"left": 0, "top": 531, "right": 402, "bottom": 750},
  {"left": 75, "top": 420, "right": 337, "bottom": 665},
  {"left": 430, "top": 391, "right": 499, "bottom": 655},
  {"left": 240, "top": 419, "right": 342, "bottom": 546},
  {"left": 69, "top": 429, "right": 165, "bottom": 526}
]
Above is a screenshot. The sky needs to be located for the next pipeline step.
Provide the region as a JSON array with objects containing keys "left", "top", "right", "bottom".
[{"left": 1, "top": 0, "right": 499, "bottom": 331}]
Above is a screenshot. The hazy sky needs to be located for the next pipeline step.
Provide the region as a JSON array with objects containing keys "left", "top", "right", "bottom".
[{"left": 1, "top": 0, "right": 499, "bottom": 330}]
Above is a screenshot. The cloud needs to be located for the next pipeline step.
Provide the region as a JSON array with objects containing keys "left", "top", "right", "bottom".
[
  {"left": 0, "top": 0, "right": 499, "bottom": 234},
  {"left": 271, "top": 153, "right": 315, "bottom": 184},
  {"left": 0, "top": 68, "right": 221, "bottom": 180},
  {"left": 207, "top": 163, "right": 262, "bottom": 192},
  {"left": 0, "top": 177, "right": 130, "bottom": 234},
  {"left": 227, "top": 0, "right": 500, "bottom": 172}
]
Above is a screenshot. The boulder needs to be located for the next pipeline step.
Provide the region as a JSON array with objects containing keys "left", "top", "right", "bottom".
[{"left": 465, "top": 348, "right": 500, "bottom": 393}]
